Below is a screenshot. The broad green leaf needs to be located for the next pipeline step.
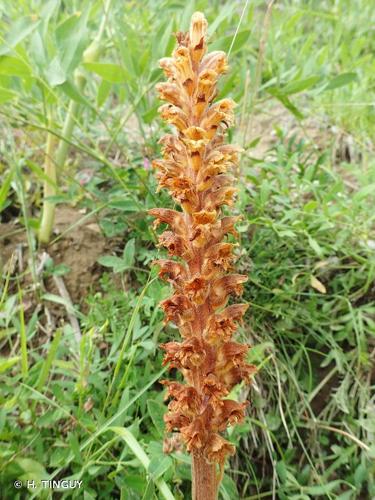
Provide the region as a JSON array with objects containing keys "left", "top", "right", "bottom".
[
  {"left": 59, "top": 80, "right": 90, "bottom": 106},
  {"left": 55, "top": 11, "right": 89, "bottom": 74},
  {"left": 84, "top": 62, "right": 130, "bottom": 83},
  {"left": 220, "top": 474, "right": 239, "bottom": 500},
  {"left": 122, "top": 238, "right": 135, "bottom": 268},
  {"left": 147, "top": 400, "right": 165, "bottom": 435},
  {"left": 324, "top": 72, "right": 357, "bottom": 91},
  {"left": 210, "top": 30, "right": 251, "bottom": 54},
  {"left": 142, "top": 105, "right": 159, "bottom": 124},
  {"left": 40, "top": 0, "right": 59, "bottom": 21},
  {"left": 109, "top": 427, "right": 174, "bottom": 500},
  {"left": 97, "top": 255, "right": 126, "bottom": 271},
  {"left": 148, "top": 455, "right": 172, "bottom": 480},
  {"left": 44, "top": 56, "right": 66, "bottom": 86},
  {"left": 97, "top": 79, "right": 111, "bottom": 107},
  {"left": 308, "top": 235, "right": 324, "bottom": 257},
  {"left": 0, "top": 56, "right": 31, "bottom": 77},
  {"left": 15, "top": 457, "right": 47, "bottom": 480},
  {"left": 208, "top": 3, "right": 237, "bottom": 35},
  {"left": 0, "top": 16, "right": 41, "bottom": 56},
  {"left": 29, "top": 30, "right": 47, "bottom": 69},
  {"left": 276, "top": 460, "right": 288, "bottom": 482},
  {"left": 123, "top": 474, "right": 148, "bottom": 494},
  {"left": 141, "top": 481, "right": 156, "bottom": 500},
  {"left": 68, "top": 433, "right": 82, "bottom": 464},
  {"left": 283, "top": 75, "right": 321, "bottom": 95},
  {"left": 152, "top": 19, "right": 173, "bottom": 60}
]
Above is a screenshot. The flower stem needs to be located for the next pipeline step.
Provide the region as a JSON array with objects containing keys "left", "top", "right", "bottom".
[
  {"left": 192, "top": 453, "right": 218, "bottom": 500},
  {"left": 38, "top": 115, "right": 57, "bottom": 244}
]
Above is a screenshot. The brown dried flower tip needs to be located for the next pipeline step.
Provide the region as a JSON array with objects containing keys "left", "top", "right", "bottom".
[{"left": 149, "top": 11, "right": 257, "bottom": 498}]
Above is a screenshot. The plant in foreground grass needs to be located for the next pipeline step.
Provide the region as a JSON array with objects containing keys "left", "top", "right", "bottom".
[
  {"left": 149, "top": 12, "right": 256, "bottom": 499},
  {"left": 38, "top": 0, "right": 111, "bottom": 244}
]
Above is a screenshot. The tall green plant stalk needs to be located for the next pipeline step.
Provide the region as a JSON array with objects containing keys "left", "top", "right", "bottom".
[
  {"left": 38, "top": 0, "right": 111, "bottom": 244},
  {"left": 38, "top": 113, "right": 57, "bottom": 244}
]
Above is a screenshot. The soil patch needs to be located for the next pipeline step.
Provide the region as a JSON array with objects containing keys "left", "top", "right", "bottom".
[{"left": 0, "top": 206, "right": 113, "bottom": 315}]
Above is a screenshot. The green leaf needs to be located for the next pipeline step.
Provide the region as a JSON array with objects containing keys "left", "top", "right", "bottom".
[
  {"left": 26, "top": 160, "right": 58, "bottom": 188},
  {"left": 353, "top": 183, "right": 375, "bottom": 201},
  {"left": 40, "top": 0, "right": 59, "bottom": 21},
  {"left": 0, "top": 87, "right": 17, "bottom": 104},
  {"left": 0, "top": 16, "right": 41, "bottom": 56},
  {"left": 97, "top": 79, "right": 112, "bottom": 107},
  {"left": 84, "top": 62, "right": 130, "bottom": 83},
  {"left": 141, "top": 481, "right": 156, "bottom": 500},
  {"left": 148, "top": 455, "right": 172, "bottom": 480},
  {"left": 109, "top": 199, "right": 140, "bottom": 212},
  {"left": 220, "top": 474, "right": 239, "bottom": 500},
  {"left": 211, "top": 30, "right": 251, "bottom": 54},
  {"left": 0, "top": 56, "right": 31, "bottom": 77},
  {"left": 68, "top": 433, "right": 82, "bottom": 464},
  {"left": 276, "top": 460, "right": 288, "bottom": 483},
  {"left": 109, "top": 427, "right": 174, "bottom": 500},
  {"left": 55, "top": 11, "right": 89, "bottom": 74},
  {"left": 97, "top": 255, "right": 127, "bottom": 272},
  {"left": 208, "top": 3, "right": 237, "bottom": 35},
  {"left": 283, "top": 75, "right": 321, "bottom": 95},
  {"left": 29, "top": 30, "right": 47, "bottom": 69},
  {"left": 59, "top": 79, "right": 90, "bottom": 106},
  {"left": 267, "top": 87, "right": 304, "bottom": 119},
  {"left": 0, "top": 166, "right": 14, "bottom": 211},
  {"left": 122, "top": 238, "right": 135, "bottom": 268},
  {"left": 123, "top": 474, "right": 148, "bottom": 494},
  {"left": 44, "top": 56, "right": 66, "bottom": 86},
  {"left": 147, "top": 400, "right": 165, "bottom": 436},
  {"left": 308, "top": 235, "right": 324, "bottom": 257},
  {"left": 15, "top": 457, "right": 47, "bottom": 480},
  {"left": 324, "top": 72, "right": 357, "bottom": 91},
  {"left": 0, "top": 356, "right": 20, "bottom": 374},
  {"left": 303, "top": 480, "right": 344, "bottom": 495},
  {"left": 42, "top": 294, "right": 81, "bottom": 318}
]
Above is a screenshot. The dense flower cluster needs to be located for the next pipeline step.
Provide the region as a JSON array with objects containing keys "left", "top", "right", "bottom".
[{"left": 149, "top": 12, "right": 256, "bottom": 471}]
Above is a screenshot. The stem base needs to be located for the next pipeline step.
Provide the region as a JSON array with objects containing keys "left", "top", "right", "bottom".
[{"left": 192, "top": 453, "right": 218, "bottom": 500}]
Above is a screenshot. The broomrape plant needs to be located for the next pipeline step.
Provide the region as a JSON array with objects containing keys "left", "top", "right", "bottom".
[{"left": 149, "top": 12, "right": 256, "bottom": 499}]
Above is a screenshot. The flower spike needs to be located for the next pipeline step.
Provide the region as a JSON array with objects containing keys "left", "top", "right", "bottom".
[{"left": 149, "top": 12, "right": 256, "bottom": 499}]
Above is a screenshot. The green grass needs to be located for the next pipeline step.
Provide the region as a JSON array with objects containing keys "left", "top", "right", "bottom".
[{"left": 0, "top": 0, "right": 374, "bottom": 498}]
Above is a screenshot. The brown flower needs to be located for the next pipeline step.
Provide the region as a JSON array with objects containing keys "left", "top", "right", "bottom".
[
  {"left": 149, "top": 13, "right": 257, "bottom": 481},
  {"left": 214, "top": 399, "right": 247, "bottom": 431},
  {"left": 164, "top": 411, "right": 191, "bottom": 432},
  {"left": 163, "top": 381, "right": 202, "bottom": 416},
  {"left": 184, "top": 276, "right": 210, "bottom": 305},
  {"left": 160, "top": 294, "right": 193, "bottom": 325},
  {"left": 153, "top": 259, "right": 187, "bottom": 284},
  {"left": 161, "top": 337, "right": 208, "bottom": 369},
  {"left": 149, "top": 208, "right": 184, "bottom": 232},
  {"left": 204, "top": 433, "right": 235, "bottom": 465},
  {"left": 204, "top": 304, "right": 249, "bottom": 343}
]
